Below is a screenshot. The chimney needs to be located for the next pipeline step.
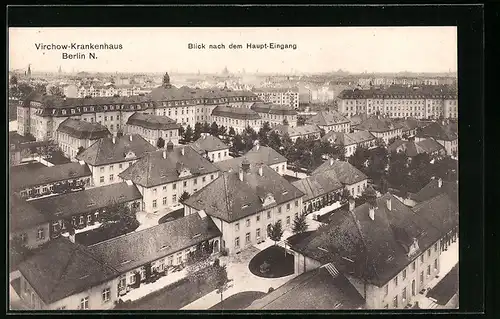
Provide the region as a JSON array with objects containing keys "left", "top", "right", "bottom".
[
  {"left": 112, "top": 136, "right": 116, "bottom": 144},
  {"left": 438, "top": 178, "right": 442, "bottom": 188},
  {"left": 258, "top": 165, "right": 263, "bottom": 176},
  {"left": 162, "top": 150, "right": 167, "bottom": 159},
  {"left": 239, "top": 168, "right": 244, "bottom": 181},
  {"left": 181, "top": 147, "right": 185, "bottom": 156},
  {"left": 78, "top": 160, "right": 85, "bottom": 165},
  {"left": 125, "top": 179, "right": 133, "bottom": 186},
  {"left": 129, "top": 135, "right": 132, "bottom": 142},
  {"left": 68, "top": 228, "right": 75, "bottom": 243},
  {"left": 386, "top": 198, "right": 391, "bottom": 211},
  {"left": 166, "top": 140, "right": 174, "bottom": 151},
  {"left": 329, "top": 157, "right": 334, "bottom": 166},
  {"left": 369, "top": 206, "right": 375, "bottom": 220},
  {"left": 348, "top": 198, "right": 355, "bottom": 212},
  {"left": 241, "top": 158, "right": 250, "bottom": 172}
]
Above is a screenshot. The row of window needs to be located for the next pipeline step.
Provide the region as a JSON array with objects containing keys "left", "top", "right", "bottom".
[{"left": 235, "top": 202, "right": 299, "bottom": 231}]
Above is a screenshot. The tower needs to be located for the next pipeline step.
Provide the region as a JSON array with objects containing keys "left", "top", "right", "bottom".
[
  {"left": 58, "top": 66, "right": 62, "bottom": 74},
  {"left": 27, "top": 64, "right": 32, "bottom": 77},
  {"left": 163, "top": 72, "right": 172, "bottom": 88}
]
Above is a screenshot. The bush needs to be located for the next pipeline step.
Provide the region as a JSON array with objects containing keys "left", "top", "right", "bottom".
[
  {"left": 268, "top": 287, "right": 274, "bottom": 293},
  {"left": 220, "top": 248, "right": 229, "bottom": 256}
]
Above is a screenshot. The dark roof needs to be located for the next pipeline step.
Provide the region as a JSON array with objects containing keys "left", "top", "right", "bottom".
[
  {"left": 190, "top": 135, "right": 229, "bottom": 153},
  {"left": 337, "top": 85, "right": 457, "bottom": 100},
  {"left": 18, "top": 238, "right": 119, "bottom": 305},
  {"left": 30, "top": 182, "right": 142, "bottom": 219},
  {"left": 215, "top": 145, "right": 287, "bottom": 172},
  {"left": 126, "top": 112, "right": 180, "bottom": 130},
  {"left": 56, "top": 118, "right": 110, "bottom": 140},
  {"left": 10, "top": 195, "right": 49, "bottom": 233},
  {"left": 273, "top": 124, "right": 321, "bottom": 137},
  {"left": 349, "top": 114, "right": 368, "bottom": 126},
  {"left": 9, "top": 140, "right": 53, "bottom": 153},
  {"left": 412, "top": 193, "right": 458, "bottom": 236},
  {"left": 417, "top": 138, "right": 445, "bottom": 154},
  {"left": 211, "top": 105, "right": 261, "bottom": 120},
  {"left": 88, "top": 213, "right": 221, "bottom": 273},
  {"left": 292, "top": 171, "right": 343, "bottom": 202},
  {"left": 389, "top": 138, "right": 445, "bottom": 157},
  {"left": 355, "top": 117, "right": 403, "bottom": 132},
  {"left": 247, "top": 267, "right": 365, "bottom": 310},
  {"left": 290, "top": 193, "right": 441, "bottom": 287},
  {"left": 312, "top": 160, "right": 367, "bottom": 185},
  {"left": 322, "top": 131, "right": 376, "bottom": 146},
  {"left": 416, "top": 122, "right": 458, "bottom": 141},
  {"left": 118, "top": 145, "right": 219, "bottom": 188},
  {"left": 10, "top": 162, "right": 92, "bottom": 191},
  {"left": 76, "top": 134, "right": 156, "bottom": 166},
  {"left": 26, "top": 93, "right": 152, "bottom": 109},
  {"left": 9, "top": 132, "right": 36, "bottom": 145},
  {"left": 306, "top": 111, "right": 350, "bottom": 126},
  {"left": 183, "top": 164, "right": 304, "bottom": 223},
  {"left": 411, "top": 179, "right": 458, "bottom": 204},
  {"left": 251, "top": 102, "right": 298, "bottom": 116},
  {"left": 394, "top": 118, "right": 429, "bottom": 133}
]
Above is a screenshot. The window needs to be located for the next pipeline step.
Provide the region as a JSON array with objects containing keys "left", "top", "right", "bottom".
[
  {"left": 267, "top": 211, "right": 271, "bottom": 219},
  {"left": 278, "top": 207, "right": 282, "bottom": 214},
  {"left": 183, "top": 181, "right": 187, "bottom": 187},
  {"left": 246, "top": 219, "right": 250, "bottom": 227},
  {"left": 428, "top": 249, "right": 431, "bottom": 257},
  {"left": 286, "top": 203, "right": 290, "bottom": 211},
  {"left": 202, "top": 176, "right": 206, "bottom": 183},
  {"left": 211, "top": 174, "right": 214, "bottom": 180},
  {"left": 173, "top": 183, "right": 177, "bottom": 190},
  {"left": 168, "top": 256, "right": 173, "bottom": 266},
  {"left": 37, "top": 228, "right": 45, "bottom": 240},
  {"left": 256, "top": 228, "right": 261, "bottom": 238},
  {"left": 153, "top": 200, "right": 157, "bottom": 208},
  {"left": 177, "top": 254, "right": 182, "bottom": 264},
  {"left": 235, "top": 237, "right": 240, "bottom": 248},
  {"left": 109, "top": 174, "right": 114, "bottom": 182},
  {"left": 256, "top": 215, "right": 260, "bottom": 222},
  {"left": 295, "top": 200, "right": 299, "bottom": 207},
  {"left": 427, "top": 265, "right": 431, "bottom": 276},
  {"left": 100, "top": 167, "right": 105, "bottom": 173},
  {"left": 235, "top": 222, "right": 240, "bottom": 231},
  {"left": 172, "top": 194, "right": 177, "bottom": 203},
  {"left": 246, "top": 232, "right": 251, "bottom": 244},
  {"left": 163, "top": 197, "right": 167, "bottom": 205},
  {"left": 102, "top": 288, "right": 111, "bottom": 303},
  {"left": 153, "top": 188, "right": 157, "bottom": 195},
  {"left": 402, "top": 287, "right": 407, "bottom": 301},
  {"left": 87, "top": 215, "right": 92, "bottom": 223},
  {"left": 384, "top": 284, "right": 389, "bottom": 296},
  {"left": 20, "top": 233, "right": 27, "bottom": 244},
  {"left": 434, "top": 258, "right": 438, "bottom": 270},
  {"left": 403, "top": 269, "right": 407, "bottom": 280},
  {"left": 286, "top": 216, "right": 290, "bottom": 225},
  {"left": 394, "top": 276, "right": 398, "bottom": 287},
  {"left": 100, "top": 176, "right": 105, "bottom": 184},
  {"left": 420, "top": 271, "right": 424, "bottom": 283},
  {"left": 80, "top": 297, "right": 89, "bottom": 310},
  {"left": 393, "top": 296, "right": 398, "bottom": 308},
  {"left": 420, "top": 255, "right": 424, "bottom": 263}
]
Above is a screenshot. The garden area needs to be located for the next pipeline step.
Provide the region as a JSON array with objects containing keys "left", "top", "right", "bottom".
[
  {"left": 248, "top": 245, "right": 294, "bottom": 278},
  {"left": 208, "top": 291, "right": 266, "bottom": 310}
]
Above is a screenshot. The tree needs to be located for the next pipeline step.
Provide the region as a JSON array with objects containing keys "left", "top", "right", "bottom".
[
  {"left": 156, "top": 137, "right": 165, "bottom": 149},
  {"left": 186, "top": 241, "right": 215, "bottom": 288},
  {"left": 194, "top": 123, "right": 203, "bottom": 141},
  {"left": 214, "top": 264, "right": 230, "bottom": 309},
  {"left": 230, "top": 134, "right": 245, "bottom": 155},
  {"left": 297, "top": 116, "right": 306, "bottom": 126},
  {"left": 228, "top": 126, "right": 236, "bottom": 137},
  {"left": 380, "top": 176, "right": 389, "bottom": 194},
  {"left": 202, "top": 122, "right": 211, "bottom": 133},
  {"left": 183, "top": 125, "right": 194, "bottom": 143},
  {"left": 179, "top": 191, "right": 191, "bottom": 203},
  {"left": 292, "top": 213, "right": 308, "bottom": 234},
  {"left": 268, "top": 131, "right": 282, "bottom": 152},
  {"left": 258, "top": 122, "right": 271, "bottom": 146},
  {"left": 34, "top": 83, "right": 47, "bottom": 94},
  {"left": 116, "top": 129, "right": 123, "bottom": 137},
  {"left": 49, "top": 86, "right": 64, "bottom": 96},
  {"left": 281, "top": 133, "right": 294, "bottom": 159},
  {"left": 348, "top": 146, "right": 370, "bottom": 171},
  {"left": 179, "top": 126, "right": 185, "bottom": 142},
  {"left": 10, "top": 75, "right": 18, "bottom": 86},
  {"left": 319, "top": 128, "right": 326, "bottom": 138},
  {"left": 283, "top": 118, "right": 289, "bottom": 126},
  {"left": 210, "top": 122, "right": 219, "bottom": 136},
  {"left": 218, "top": 125, "right": 227, "bottom": 137},
  {"left": 267, "top": 220, "right": 284, "bottom": 245},
  {"left": 36, "top": 141, "right": 60, "bottom": 159},
  {"left": 242, "top": 126, "right": 258, "bottom": 152},
  {"left": 99, "top": 201, "right": 139, "bottom": 237},
  {"left": 18, "top": 83, "right": 34, "bottom": 99},
  {"left": 76, "top": 146, "right": 85, "bottom": 156}
]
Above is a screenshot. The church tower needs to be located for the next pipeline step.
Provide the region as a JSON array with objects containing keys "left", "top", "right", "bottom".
[
  {"left": 27, "top": 64, "right": 32, "bottom": 77},
  {"left": 163, "top": 72, "right": 172, "bottom": 88}
]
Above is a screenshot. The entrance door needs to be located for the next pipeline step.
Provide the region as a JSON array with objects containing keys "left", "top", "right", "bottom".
[{"left": 412, "top": 279, "right": 416, "bottom": 296}]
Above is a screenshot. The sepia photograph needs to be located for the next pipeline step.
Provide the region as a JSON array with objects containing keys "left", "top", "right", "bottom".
[{"left": 8, "top": 26, "right": 459, "bottom": 311}]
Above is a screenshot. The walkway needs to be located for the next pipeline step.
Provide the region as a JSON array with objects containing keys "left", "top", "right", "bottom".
[
  {"left": 181, "top": 246, "right": 297, "bottom": 310},
  {"left": 135, "top": 204, "right": 183, "bottom": 232}
]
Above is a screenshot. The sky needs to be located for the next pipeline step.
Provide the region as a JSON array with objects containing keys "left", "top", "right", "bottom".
[{"left": 9, "top": 27, "right": 457, "bottom": 74}]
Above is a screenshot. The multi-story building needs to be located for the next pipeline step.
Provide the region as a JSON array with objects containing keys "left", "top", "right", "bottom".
[
  {"left": 272, "top": 124, "right": 322, "bottom": 142},
  {"left": 183, "top": 161, "right": 304, "bottom": 254},
  {"left": 210, "top": 106, "right": 262, "bottom": 134},
  {"left": 414, "top": 122, "right": 458, "bottom": 157},
  {"left": 393, "top": 118, "right": 430, "bottom": 138},
  {"left": 353, "top": 116, "right": 403, "bottom": 145},
  {"left": 76, "top": 134, "right": 156, "bottom": 187},
  {"left": 306, "top": 111, "right": 351, "bottom": 133},
  {"left": 11, "top": 161, "right": 92, "bottom": 200},
  {"left": 77, "top": 84, "right": 141, "bottom": 98},
  {"left": 322, "top": 131, "right": 377, "bottom": 157},
  {"left": 190, "top": 134, "right": 230, "bottom": 163},
  {"left": 289, "top": 193, "right": 455, "bottom": 309},
  {"left": 338, "top": 86, "right": 458, "bottom": 120},
  {"left": 312, "top": 158, "right": 368, "bottom": 198},
  {"left": 388, "top": 139, "right": 446, "bottom": 158},
  {"left": 118, "top": 143, "right": 220, "bottom": 214},
  {"left": 250, "top": 102, "right": 298, "bottom": 127},
  {"left": 29, "top": 181, "right": 142, "bottom": 238},
  {"left": 125, "top": 112, "right": 181, "bottom": 146},
  {"left": 253, "top": 87, "right": 299, "bottom": 109},
  {"left": 10, "top": 195, "right": 51, "bottom": 249},
  {"left": 56, "top": 118, "right": 111, "bottom": 160},
  {"left": 216, "top": 143, "right": 288, "bottom": 176}
]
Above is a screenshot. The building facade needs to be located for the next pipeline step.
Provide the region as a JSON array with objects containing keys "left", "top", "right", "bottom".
[
  {"left": 306, "top": 111, "right": 351, "bottom": 133},
  {"left": 253, "top": 88, "right": 299, "bottom": 109},
  {"left": 125, "top": 112, "right": 181, "bottom": 146}
]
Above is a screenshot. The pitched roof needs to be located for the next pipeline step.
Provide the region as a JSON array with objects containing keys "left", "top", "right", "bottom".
[
  {"left": 10, "top": 195, "right": 49, "bottom": 233},
  {"left": 76, "top": 134, "right": 156, "bottom": 166},
  {"left": 323, "top": 131, "right": 376, "bottom": 146},
  {"left": 312, "top": 160, "right": 368, "bottom": 185},
  {"left": 292, "top": 171, "right": 343, "bottom": 202},
  {"left": 395, "top": 118, "right": 429, "bottom": 132},
  {"left": 411, "top": 179, "right": 458, "bottom": 204},
  {"left": 349, "top": 113, "right": 368, "bottom": 126},
  {"left": 126, "top": 112, "right": 180, "bottom": 130},
  {"left": 56, "top": 118, "right": 111, "bottom": 140},
  {"left": 247, "top": 267, "right": 365, "bottom": 310},
  {"left": 355, "top": 117, "right": 402, "bottom": 132},
  {"left": 412, "top": 193, "right": 458, "bottom": 235},
  {"left": 183, "top": 164, "right": 304, "bottom": 223},
  {"left": 30, "top": 182, "right": 142, "bottom": 219},
  {"left": 273, "top": 124, "right": 321, "bottom": 138},
  {"left": 10, "top": 162, "right": 92, "bottom": 191},
  {"left": 417, "top": 138, "right": 445, "bottom": 154},
  {"left": 88, "top": 213, "right": 221, "bottom": 273},
  {"left": 251, "top": 102, "right": 298, "bottom": 116},
  {"left": 18, "top": 238, "right": 119, "bottom": 305},
  {"left": 338, "top": 85, "right": 457, "bottom": 100},
  {"left": 290, "top": 193, "right": 442, "bottom": 287},
  {"left": 118, "top": 145, "right": 219, "bottom": 188},
  {"left": 211, "top": 105, "right": 261, "bottom": 120},
  {"left": 215, "top": 145, "right": 287, "bottom": 172},
  {"left": 306, "top": 111, "right": 350, "bottom": 126},
  {"left": 416, "top": 122, "right": 458, "bottom": 141},
  {"left": 190, "top": 134, "right": 229, "bottom": 153}
]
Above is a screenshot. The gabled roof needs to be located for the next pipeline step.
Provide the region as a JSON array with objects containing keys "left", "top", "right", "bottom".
[
  {"left": 30, "top": 182, "right": 142, "bottom": 219},
  {"left": 292, "top": 171, "right": 343, "bottom": 202},
  {"left": 273, "top": 124, "right": 321, "bottom": 138},
  {"left": 10, "top": 195, "right": 49, "bottom": 233},
  {"left": 56, "top": 118, "right": 111, "bottom": 140},
  {"left": 247, "top": 267, "right": 365, "bottom": 310},
  {"left": 355, "top": 117, "right": 402, "bottom": 132},
  {"left": 126, "top": 112, "right": 180, "bottom": 131},
  {"left": 215, "top": 145, "right": 287, "bottom": 172},
  {"left": 76, "top": 134, "right": 156, "bottom": 166},
  {"left": 118, "top": 145, "right": 219, "bottom": 188},
  {"left": 290, "top": 193, "right": 441, "bottom": 287},
  {"left": 88, "top": 213, "right": 221, "bottom": 273},
  {"left": 10, "top": 162, "right": 92, "bottom": 191},
  {"left": 412, "top": 193, "right": 458, "bottom": 235},
  {"left": 416, "top": 138, "right": 445, "bottom": 154},
  {"left": 183, "top": 164, "right": 304, "bottom": 223},
  {"left": 411, "top": 179, "right": 458, "bottom": 204},
  {"left": 388, "top": 138, "right": 445, "bottom": 157},
  {"left": 323, "top": 131, "right": 376, "bottom": 146},
  {"left": 349, "top": 114, "right": 368, "bottom": 126},
  {"left": 211, "top": 105, "right": 261, "bottom": 120},
  {"left": 18, "top": 238, "right": 119, "bottom": 305},
  {"left": 190, "top": 134, "right": 229, "bottom": 153},
  {"left": 416, "top": 122, "right": 458, "bottom": 141},
  {"left": 306, "top": 111, "right": 350, "bottom": 126},
  {"left": 394, "top": 118, "right": 429, "bottom": 132},
  {"left": 251, "top": 102, "right": 298, "bottom": 116},
  {"left": 312, "top": 160, "right": 367, "bottom": 185}
]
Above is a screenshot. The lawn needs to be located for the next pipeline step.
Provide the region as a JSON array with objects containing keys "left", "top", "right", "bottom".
[
  {"left": 76, "top": 224, "right": 138, "bottom": 246},
  {"left": 316, "top": 204, "right": 348, "bottom": 224},
  {"left": 286, "top": 231, "right": 314, "bottom": 247},
  {"left": 249, "top": 245, "right": 294, "bottom": 278},
  {"left": 158, "top": 208, "right": 184, "bottom": 224},
  {"left": 426, "top": 264, "right": 459, "bottom": 305},
  {"left": 118, "top": 267, "right": 218, "bottom": 310},
  {"left": 208, "top": 291, "right": 266, "bottom": 310}
]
